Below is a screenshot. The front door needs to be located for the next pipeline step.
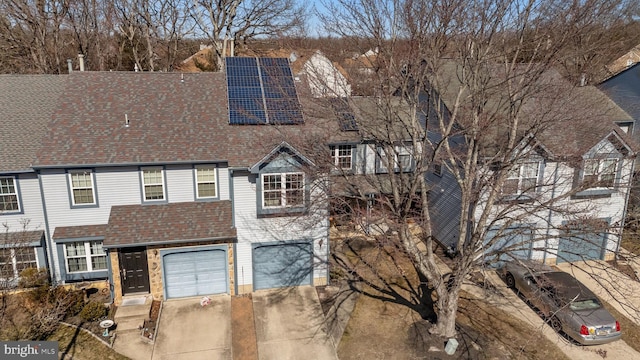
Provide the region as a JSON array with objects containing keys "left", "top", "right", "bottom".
[{"left": 119, "top": 247, "right": 150, "bottom": 295}]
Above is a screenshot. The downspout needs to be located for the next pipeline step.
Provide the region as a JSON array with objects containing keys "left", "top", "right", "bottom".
[
  {"left": 615, "top": 157, "right": 636, "bottom": 259},
  {"left": 543, "top": 162, "right": 559, "bottom": 264},
  {"left": 37, "top": 170, "right": 56, "bottom": 284},
  {"left": 229, "top": 168, "right": 238, "bottom": 296}
]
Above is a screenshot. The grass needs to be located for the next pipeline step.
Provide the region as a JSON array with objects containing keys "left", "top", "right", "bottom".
[
  {"left": 333, "top": 237, "right": 571, "bottom": 359},
  {"left": 456, "top": 290, "right": 572, "bottom": 360},
  {"left": 48, "top": 324, "right": 130, "bottom": 360},
  {"left": 602, "top": 301, "right": 640, "bottom": 354}
]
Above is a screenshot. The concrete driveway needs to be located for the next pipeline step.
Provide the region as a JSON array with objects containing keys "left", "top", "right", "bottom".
[
  {"left": 152, "top": 295, "right": 232, "bottom": 360},
  {"left": 252, "top": 286, "right": 339, "bottom": 360},
  {"left": 556, "top": 260, "right": 640, "bottom": 325}
]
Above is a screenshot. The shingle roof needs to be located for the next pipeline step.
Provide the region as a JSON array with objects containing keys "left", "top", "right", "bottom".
[
  {"left": 0, "top": 75, "right": 68, "bottom": 172},
  {"left": 429, "top": 62, "right": 636, "bottom": 157},
  {"left": 53, "top": 224, "right": 107, "bottom": 240},
  {"left": 0, "top": 230, "right": 44, "bottom": 246},
  {"left": 34, "top": 71, "right": 339, "bottom": 168},
  {"left": 103, "top": 201, "right": 236, "bottom": 247}
]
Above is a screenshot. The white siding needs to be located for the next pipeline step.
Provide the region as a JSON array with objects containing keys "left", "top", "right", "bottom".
[
  {"left": 232, "top": 172, "right": 328, "bottom": 289},
  {"left": 0, "top": 173, "right": 46, "bottom": 236},
  {"left": 41, "top": 163, "right": 233, "bottom": 282},
  {"left": 303, "top": 52, "right": 351, "bottom": 98}
]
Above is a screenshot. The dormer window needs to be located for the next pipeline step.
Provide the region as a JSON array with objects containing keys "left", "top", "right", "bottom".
[
  {"left": 331, "top": 145, "right": 353, "bottom": 171},
  {"left": 378, "top": 145, "right": 413, "bottom": 173},
  {"left": 583, "top": 158, "right": 617, "bottom": 188},
  {"left": 502, "top": 161, "right": 540, "bottom": 195}
]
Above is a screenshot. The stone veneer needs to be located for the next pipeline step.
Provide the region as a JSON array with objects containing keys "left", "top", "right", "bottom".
[{"left": 110, "top": 241, "right": 235, "bottom": 306}]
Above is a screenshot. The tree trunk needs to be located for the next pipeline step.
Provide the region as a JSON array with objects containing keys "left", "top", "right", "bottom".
[{"left": 431, "top": 286, "right": 460, "bottom": 338}]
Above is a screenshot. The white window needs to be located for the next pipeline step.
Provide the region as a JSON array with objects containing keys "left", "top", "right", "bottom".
[
  {"left": 142, "top": 167, "right": 165, "bottom": 201},
  {"left": 0, "top": 177, "right": 19, "bottom": 212},
  {"left": 502, "top": 162, "right": 539, "bottom": 195},
  {"left": 262, "top": 173, "right": 304, "bottom": 208},
  {"left": 196, "top": 166, "right": 217, "bottom": 199},
  {"left": 64, "top": 241, "right": 107, "bottom": 273},
  {"left": 0, "top": 247, "right": 37, "bottom": 279},
  {"left": 584, "top": 159, "right": 618, "bottom": 188},
  {"left": 379, "top": 145, "right": 413, "bottom": 172},
  {"left": 332, "top": 145, "right": 353, "bottom": 170},
  {"left": 69, "top": 171, "right": 96, "bottom": 205}
]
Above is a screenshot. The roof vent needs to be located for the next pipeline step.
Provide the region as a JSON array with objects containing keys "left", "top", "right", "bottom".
[
  {"left": 78, "top": 54, "right": 85, "bottom": 71},
  {"left": 125, "top": 114, "right": 130, "bottom": 127}
]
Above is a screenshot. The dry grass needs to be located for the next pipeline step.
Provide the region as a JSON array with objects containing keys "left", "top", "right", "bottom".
[
  {"left": 49, "top": 324, "right": 129, "bottom": 360},
  {"left": 334, "top": 237, "right": 571, "bottom": 359}
]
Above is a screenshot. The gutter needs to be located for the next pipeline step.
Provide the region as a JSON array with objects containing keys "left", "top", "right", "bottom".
[
  {"left": 32, "top": 160, "right": 230, "bottom": 170},
  {"left": 543, "top": 162, "right": 559, "bottom": 264},
  {"left": 615, "top": 157, "right": 636, "bottom": 258},
  {"left": 102, "top": 236, "right": 237, "bottom": 249},
  {"left": 36, "top": 170, "right": 56, "bottom": 283}
]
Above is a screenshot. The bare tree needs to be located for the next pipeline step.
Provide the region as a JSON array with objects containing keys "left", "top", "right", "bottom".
[
  {"left": 314, "top": 0, "right": 638, "bottom": 338},
  {"left": 191, "top": 0, "right": 305, "bottom": 70},
  {"left": 0, "top": 0, "right": 70, "bottom": 74}
]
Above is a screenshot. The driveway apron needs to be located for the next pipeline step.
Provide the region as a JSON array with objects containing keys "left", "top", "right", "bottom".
[
  {"left": 152, "top": 295, "right": 232, "bottom": 360},
  {"left": 252, "top": 286, "right": 339, "bottom": 360}
]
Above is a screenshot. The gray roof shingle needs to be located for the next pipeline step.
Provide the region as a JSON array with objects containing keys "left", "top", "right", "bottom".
[
  {"left": 0, "top": 75, "right": 68, "bottom": 172},
  {"left": 104, "top": 201, "right": 236, "bottom": 247},
  {"left": 33, "top": 71, "right": 341, "bottom": 168}
]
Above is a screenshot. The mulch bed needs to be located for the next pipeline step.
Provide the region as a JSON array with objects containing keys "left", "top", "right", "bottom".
[{"left": 142, "top": 300, "right": 161, "bottom": 341}]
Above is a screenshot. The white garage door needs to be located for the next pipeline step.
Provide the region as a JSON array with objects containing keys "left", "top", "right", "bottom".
[{"left": 163, "top": 249, "right": 227, "bottom": 299}]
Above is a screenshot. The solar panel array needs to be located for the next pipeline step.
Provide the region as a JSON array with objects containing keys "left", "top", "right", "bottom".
[
  {"left": 226, "top": 57, "right": 303, "bottom": 125},
  {"left": 330, "top": 98, "right": 359, "bottom": 131}
]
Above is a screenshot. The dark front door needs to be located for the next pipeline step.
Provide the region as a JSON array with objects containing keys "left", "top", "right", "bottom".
[{"left": 119, "top": 247, "right": 150, "bottom": 295}]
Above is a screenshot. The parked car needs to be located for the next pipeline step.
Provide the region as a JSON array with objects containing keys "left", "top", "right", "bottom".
[{"left": 500, "top": 260, "right": 621, "bottom": 345}]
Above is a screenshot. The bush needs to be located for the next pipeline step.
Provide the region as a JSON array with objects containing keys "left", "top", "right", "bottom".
[
  {"left": 79, "top": 301, "right": 107, "bottom": 322},
  {"left": 18, "top": 268, "right": 49, "bottom": 288}
]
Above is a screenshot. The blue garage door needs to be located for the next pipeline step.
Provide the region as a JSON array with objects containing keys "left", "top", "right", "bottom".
[
  {"left": 253, "top": 243, "right": 313, "bottom": 290},
  {"left": 557, "top": 231, "right": 606, "bottom": 264},
  {"left": 163, "top": 249, "right": 227, "bottom": 299},
  {"left": 484, "top": 226, "right": 532, "bottom": 267}
]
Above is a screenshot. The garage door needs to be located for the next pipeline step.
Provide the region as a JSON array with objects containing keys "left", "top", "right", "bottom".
[
  {"left": 484, "top": 227, "right": 532, "bottom": 267},
  {"left": 253, "top": 243, "right": 313, "bottom": 290},
  {"left": 557, "top": 231, "right": 606, "bottom": 264},
  {"left": 163, "top": 249, "right": 227, "bottom": 299}
]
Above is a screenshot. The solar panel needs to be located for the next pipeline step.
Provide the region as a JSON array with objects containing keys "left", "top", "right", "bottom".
[
  {"left": 226, "top": 57, "right": 303, "bottom": 125},
  {"left": 330, "top": 98, "right": 358, "bottom": 131}
]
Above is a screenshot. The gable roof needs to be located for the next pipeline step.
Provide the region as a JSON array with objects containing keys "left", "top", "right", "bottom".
[
  {"left": 429, "top": 62, "right": 636, "bottom": 158},
  {"left": 32, "top": 71, "right": 340, "bottom": 169},
  {"left": 0, "top": 75, "right": 68, "bottom": 172}
]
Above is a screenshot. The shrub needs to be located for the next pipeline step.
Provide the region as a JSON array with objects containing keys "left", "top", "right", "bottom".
[
  {"left": 18, "top": 268, "right": 49, "bottom": 288},
  {"left": 79, "top": 301, "right": 107, "bottom": 322}
]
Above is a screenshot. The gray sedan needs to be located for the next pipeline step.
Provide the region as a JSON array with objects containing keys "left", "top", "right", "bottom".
[{"left": 501, "top": 261, "right": 621, "bottom": 345}]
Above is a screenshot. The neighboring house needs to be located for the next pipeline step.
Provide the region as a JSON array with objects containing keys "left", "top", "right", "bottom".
[
  {"left": 0, "top": 75, "right": 68, "bottom": 283},
  {"left": 605, "top": 44, "right": 640, "bottom": 77},
  {"left": 425, "top": 64, "right": 637, "bottom": 265},
  {"left": 2, "top": 58, "right": 332, "bottom": 305},
  {"left": 598, "top": 62, "right": 640, "bottom": 145}
]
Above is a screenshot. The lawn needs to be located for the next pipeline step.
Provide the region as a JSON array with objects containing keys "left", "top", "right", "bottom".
[
  {"left": 49, "top": 324, "right": 130, "bottom": 360},
  {"left": 332, "top": 236, "right": 570, "bottom": 359}
]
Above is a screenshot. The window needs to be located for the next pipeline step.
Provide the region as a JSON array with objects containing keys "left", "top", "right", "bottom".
[
  {"left": 196, "top": 166, "right": 217, "bottom": 199},
  {"left": 0, "top": 177, "right": 19, "bottom": 212},
  {"left": 262, "top": 173, "right": 304, "bottom": 208},
  {"left": 0, "top": 247, "right": 36, "bottom": 279},
  {"left": 502, "top": 162, "right": 539, "bottom": 195},
  {"left": 142, "top": 167, "right": 165, "bottom": 201},
  {"left": 583, "top": 159, "right": 617, "bottom": 188},
  {"left": 379, "top": 145, "right": 413, "bottom": 172},
  {"left": 64, "top": 241, "right": 107, "bottom": 273},
  {"left": 331, "top": 145, "right": 353, "bottom": 170},
  {"left": 69, "top": 171, "right": 96, "bottom": 205}
]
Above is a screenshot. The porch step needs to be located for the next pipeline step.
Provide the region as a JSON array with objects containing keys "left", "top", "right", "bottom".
[
  {"left": 115, "top": 303, "right": 151, "bottom": 320},
  {"left": 115, "top": 317, "right": 144, "bottom": 335}
]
